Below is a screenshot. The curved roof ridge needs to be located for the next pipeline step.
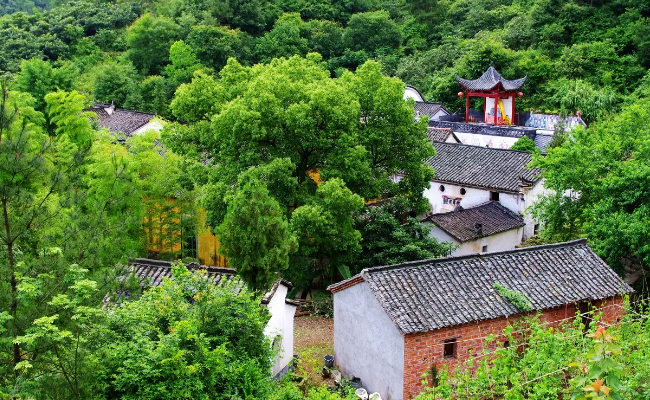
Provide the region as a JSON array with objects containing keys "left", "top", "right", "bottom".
[{"left": 456, "top": 64, "right": 527, "bottom": 91}]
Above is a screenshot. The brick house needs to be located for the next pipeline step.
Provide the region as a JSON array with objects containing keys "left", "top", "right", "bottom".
[{"left": 328, "top": 239, "right": 632, "bottom": 400}]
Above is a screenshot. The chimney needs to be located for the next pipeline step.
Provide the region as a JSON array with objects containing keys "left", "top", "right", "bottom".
[{"left": 474, "top": 223, "right": 483, "bottom": 236}]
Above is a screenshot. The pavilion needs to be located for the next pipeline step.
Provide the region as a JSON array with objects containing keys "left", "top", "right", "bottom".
[{"left": 456, "top": 63, "right": 527, "bottom": 125}]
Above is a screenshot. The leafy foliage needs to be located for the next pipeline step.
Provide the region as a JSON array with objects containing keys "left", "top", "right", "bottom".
[
  {"left": 355, "top": 199, "right": 456, "bottom": 270},
  {"left": 165, "top": 55, "right": 434, "bottom": 288},
  {"left": 415, "top": 302, "right": 650, "bottom": 400},
  {"left": 92, "top": 264, "right": 274, "bottom": 399},
  {"left": 510, "top": 136, "right": 539, "bottom": 154},
  {"left": 531, "top": 84, "right": 650, "bottom": 281},
  {"left": 493, "top": 282, "right": 534, "bottom": 312}
]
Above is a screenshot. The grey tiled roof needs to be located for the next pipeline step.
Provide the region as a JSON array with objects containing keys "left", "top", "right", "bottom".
[
  {"left": 456, "top": 64, "right": 527, "bottom": 91},
  {"left": 426, "top": 142, "right": 541, "bottom": 192},
  {"left": 534, "top": 133, "right": 554, "bottom": 155},
  {"left": 128, "top": 258, "right": 242, "bottom": 290},
  {"left": 125, "top": 259, "right": 299, "bottom": 306},
  {"left": 330, "top": 240, "right": 632, "bottom": 334},
  {"left": 425, "top": 201, "right": 524, "bottom": 242},
  {"left": 88, "top": 103, "right": 155, "bottom": 137},
  {"left": 427, "top": 127, "right": 455, "bottom": 143},
  {"left": 415, "top": 102, "right": 449, "bottom": 121}
]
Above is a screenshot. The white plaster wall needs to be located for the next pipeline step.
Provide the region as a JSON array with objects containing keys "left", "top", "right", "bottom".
[
  {"left": 453, "top": 131, "right": 519, "bottom": 149},
  {"left": 455, "top": 228, "right": 523, "bottom": 255},
  {"left": 427, "top": 224, "right": 523, "bottom": 256},
  {"left": 424, "top": 181, "right": 491, "bottom": 214},
  {"left": 430, "top": 109, "right": 449, "bottom": 121},
  {"left": 263, "top": 284, "right": 297, "bottom": 376},
  {"left": 132, "top": 120, "right": 164, "bottom": 135},
  {"left": 404, "top": 87, "right": 424, "bottom": 102},
  {"left": 520, "top": 180, "right": 549, "bottom": 239},
  {"left": 334, "top": 282, "right": 405, "bottom": 400}
]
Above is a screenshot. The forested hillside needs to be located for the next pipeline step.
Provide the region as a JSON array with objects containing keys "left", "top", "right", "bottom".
[{"left": 1, "top": 0, "right": 648, "bottom": 121}]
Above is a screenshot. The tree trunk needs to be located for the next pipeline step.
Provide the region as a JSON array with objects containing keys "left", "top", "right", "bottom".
[{"left": 3, "top": 198, "right": 20, "bottom": 397}]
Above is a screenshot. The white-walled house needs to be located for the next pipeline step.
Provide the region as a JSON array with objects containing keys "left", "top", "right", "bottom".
[
  {"left": 404, "top": 85, "right": 451, "bottom": 122},
  {"left": 87, "top": 101, "right": 163, "bottom": 139},
  {"left": 422, "top": 142, "right": 546, "bottom": 239},
  {"left": 423, "top": 201, "right": 524, "bottom": 255},
  {"left": 123, "top": 259, "right": 298, "bottom": 377}
]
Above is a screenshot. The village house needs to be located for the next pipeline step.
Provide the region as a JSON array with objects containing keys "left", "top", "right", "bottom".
[
  {"left": 404, "top": 84, "right": 450, "bottom": 122},
  {"left": 423, "top": 201, "right": 524, "bottom": 255},
  {"left": 422, "top": 141, "right": 544, "bottom": 239},
  {"left": 328, "top": 239, "right": 632, "bottom": 400},
  {"left": 122, "top": 258, "right": 299, "bottom": 377},
  {"left": 87, "top": 101, "right": 163, "bottom": 139},
  {"left": 85, "top": 101, "right": 231, "bottom": 267}
]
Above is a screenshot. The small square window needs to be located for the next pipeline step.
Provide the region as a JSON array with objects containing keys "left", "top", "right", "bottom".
[
  {"left": 490, "top": 192, "right": 500, "bottom": 201},
  {"left": 443, "top": 339, "right": 457, "bottom": 359},
  {"left": 482, "top": 245, "right": 488, "bottom": 253}
]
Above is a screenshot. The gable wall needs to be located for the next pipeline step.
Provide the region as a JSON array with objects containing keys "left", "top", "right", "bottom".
[
  {"left": 264, "top": 284, "right": 297, "bottom": 376},
  {"left": 334, "top": 281, "right": 405, "bottom": 400},
  {"left": 403, "top": 296, "right": 625, "bottom": 399},
  {"left": 453, "top": 131, "right": 519, "bottom": 149},
  {"left": 427, "top": 226, "right": 523, "bottom": 256}
]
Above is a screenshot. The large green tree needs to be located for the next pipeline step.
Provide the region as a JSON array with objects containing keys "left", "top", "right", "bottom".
[
  {"left": 164, "top": 55, "right": 434, "bottom": 289},
  {"left": 532, "top": 82, "right": 650, "bottom": 284},
  {"left": 0, "top": 85, "right": 145, "bottom": 398}
]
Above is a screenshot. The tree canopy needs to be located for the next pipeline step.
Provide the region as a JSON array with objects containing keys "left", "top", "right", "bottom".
[{"left": 163, "top": 55, "right": 434, "bottom": 289}]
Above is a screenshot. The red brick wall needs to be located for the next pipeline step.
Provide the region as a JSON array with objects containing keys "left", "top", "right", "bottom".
[{"left": 402, "top": 296, "right": 625, "bottom": 399}]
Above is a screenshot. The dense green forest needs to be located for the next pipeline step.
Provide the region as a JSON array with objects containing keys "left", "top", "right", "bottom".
[{"left": 1, "top": 0, "right": 649, "bottom": 120}]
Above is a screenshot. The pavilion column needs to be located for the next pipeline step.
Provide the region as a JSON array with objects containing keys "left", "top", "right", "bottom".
[
  {"left": 465, "top": 91, "right": 470, "bottom": 123},
  {"left": 511, "top": 94, "right": 515, "bottom": 125},
  {"left": 494, "top": 94, "right": 498, "bottom": 126}
]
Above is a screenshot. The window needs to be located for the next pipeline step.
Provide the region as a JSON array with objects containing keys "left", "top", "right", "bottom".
[
  {"left": 442, "top": 196, "right": 462, "bottom": 206},
  {"left": 534, "top": 224, "right": 540, "bottom": 235},
  {"left": 460, "top": 188, "right": 467, "bottom": 195},
  {"left": 490, "top": 192, "right": 500, "bottom": 201},
  {"left": 482, "top": 245, "right": 488, "bottom": 253},
  {"left": 439, "top": 184, "right": 445, "bottom": 192},
  {"left": 443, "top": 339, "right": 457, "bottom": 359}
]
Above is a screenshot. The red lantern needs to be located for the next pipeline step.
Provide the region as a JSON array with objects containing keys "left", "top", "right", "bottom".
[
  {"left": 458, "top": 92, "right": 464, "bottom": 98},
  {"left": 517, "top": 92, "right": 524, "bottom": 98}
]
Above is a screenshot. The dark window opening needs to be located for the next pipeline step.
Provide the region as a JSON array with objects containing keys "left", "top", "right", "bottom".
[
  {"left": 439, "top": 185, "right": 445, "bottom": 192},
  {"left": 443, "top": 339, "right": 457, "bottom": 359},
  {"left": 534, "top": 224, "right": 540, "bottom": 235},
  {"left": 490, "top": 192, "right": 500, "bottom": 201},
  {"left": 460, "top": 188, "right": 467, "bottom": 195},
  {"left": 482, "top": 245, "right": 488, "bottom": 253}
]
